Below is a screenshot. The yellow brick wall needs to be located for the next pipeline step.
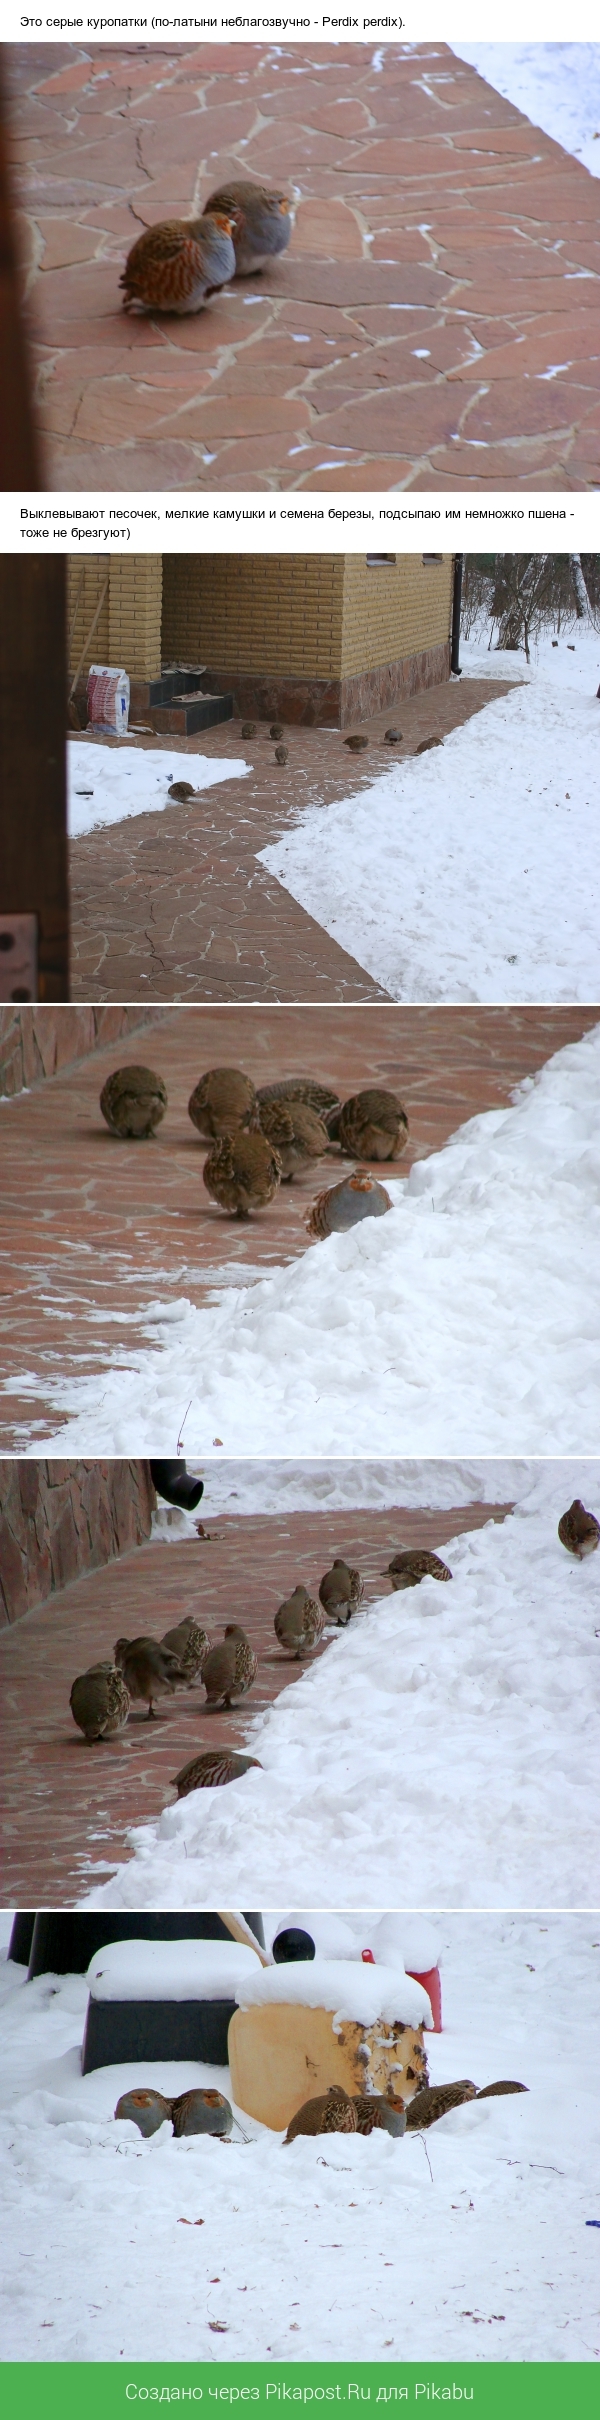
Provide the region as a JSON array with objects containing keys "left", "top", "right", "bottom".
[
  {"left": 161, "top": 555, "right": 345, "bottom": 678},
  {"left": 66, "top": 556, "right": 162, "bottom": 682},
  {"left": 340, "top": 554, "right": 454, "bottom": 675}
]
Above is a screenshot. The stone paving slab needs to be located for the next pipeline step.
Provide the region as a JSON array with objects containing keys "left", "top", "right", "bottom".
[
  {"left": 8, "top": 41, "right": 600, "bottom": 490},
  {"left": 0, "top": 1500, "right": 513, "bottom": 1903},
  {"left": 0, "top": 1003, "right": 596, "bottom": 1448},
  {"left": 70, "top": 677, "right": 514, "bottom": 1004}
]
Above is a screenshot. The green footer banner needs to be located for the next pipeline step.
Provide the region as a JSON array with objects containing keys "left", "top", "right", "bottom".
[{"left": 3, "top": 2365, "right": 598, "bottom": 2420}]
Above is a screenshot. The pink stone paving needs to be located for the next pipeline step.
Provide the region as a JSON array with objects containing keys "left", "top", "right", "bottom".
[
  {"left": 0, "top": 1500, "right": 513, "bottom": 1903},
  {"left": 0, "top": 1003, "right": 596, "bottom": 1448},
  {"left": 7, "top": 41, "right": 600, "bottom": 490}
]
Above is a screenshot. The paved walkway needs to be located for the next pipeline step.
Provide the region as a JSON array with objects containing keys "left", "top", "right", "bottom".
[
  {"left": 70, "top": 677, "right": 513, "bottom": 1003},
  {"left": 9, "top": 41, "right": 600, "bottom": 490},
  {"left": 0, "top": 1501, "right": 513, "bottom": 1903},
  {"left": 1, "top": 1004, "right": 596, "bottom": 1447}
]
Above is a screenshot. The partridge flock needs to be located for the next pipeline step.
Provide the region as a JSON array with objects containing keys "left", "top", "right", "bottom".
[{"left": 120, "top": 181, "right": 292, "bottom": 315}]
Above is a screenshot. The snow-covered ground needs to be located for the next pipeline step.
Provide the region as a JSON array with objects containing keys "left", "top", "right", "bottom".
[
  {"left": 81, "top": 1461, "right": 600, "bottom": 1911},
  {"left": 152, "top": 1458, "right": 527, "bottom": 1529},
  {"left": 30, "top": 1021, "right": 600, "bottom": 1458},
  {"left": 449, "top": 43, "right": 600, "bottom": 177},
  {"left": 68, "top": 740, "right": 247, "bottom": 840},
  {"left": 0, "top": 1916, "right": 598, "bottom": 2362},
  {"left": 259, "top": 627, "right": 600, "bottom": 1006}
]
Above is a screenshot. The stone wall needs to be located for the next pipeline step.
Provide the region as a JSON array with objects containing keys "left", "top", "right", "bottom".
[
  {"left": 0, "top": 1007, "right": 170, "bottom": 1098},
  {"left": 0, "top": 1460, "right": 156, "bottom": 1626}
]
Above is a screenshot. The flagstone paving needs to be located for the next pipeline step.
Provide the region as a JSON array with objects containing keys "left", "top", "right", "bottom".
[{"left": 7, "top": 40, "right": 600, "bottom": 489}]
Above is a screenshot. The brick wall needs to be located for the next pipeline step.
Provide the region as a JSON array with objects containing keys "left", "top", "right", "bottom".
[
  {"left": 0, "top": 1007, "right": 170, "bottom": 1098},
  {"left": 340, "top": 554, "right": 454, "bottom": 675},
  {"left": 67, "top": 556, "right": 163, "bottom": 688},
  {"left": 161, "top": 553, "right": 344, "bottom": 679},
  {"left": 0, "top": 1460, "right": 156, "bottom": 1626}
]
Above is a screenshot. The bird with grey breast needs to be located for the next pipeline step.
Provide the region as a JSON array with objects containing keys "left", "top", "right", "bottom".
[
  {"left": 203, "top": 1130, "right": 282, "bottom": 1219},
  {"left": 382, "top": 1549, "right": 453, "bottom": 1590},
  {"left": 307, "top": 1169, "right": 392, "bottom": 1241},
  {"left": 70, "top": 1662, "right": 130, "bottom": 1743},
  {"left": 557, "top": 1499, "right": 600, "bottom": 1558},
  {"left": 331, "top": 1086, "right": 409, "bottom": 1163},
  {"left": 319, "top": 1559, "right": 364, "bottom": 1625},
  {"left": 115, "top": 2088, "right": 172, "bottom": 2137},
  {"left": 188, "top": 1065, "right": 257, "bottom": 1140},
  {"left": 99, "top": 1064, "right": 167, "bottom": 1139},
  {"left": 170, "top": 2088, "right": 233, "bottom": 2138},
  {"left": 353, "top": 2093, "right": 406, "bottom": 2137},
  {"left": 172, "top": 1747, "right": 263, "bottom": 1798},
  {"left": 284, "top": 2085, "right": 358, "bottom": 2141},
  {"left": 258, "top": 1096, "right": 329, "bottom": 1182},
  {"left": 204, "top": 181, "right": 294, "bottom": 276},
  {"left": 160, "top": 1614, "right": 211, "bottom": 1684},
  {"left": 202, "top": 1624, "right": 258, "bottom": 1709},
  {"left": 274, "top": 1583, "right": 325, "bottom": 1660},
  {"left": 114, "top": 1635, "right": 185, "bottom": 1718}
]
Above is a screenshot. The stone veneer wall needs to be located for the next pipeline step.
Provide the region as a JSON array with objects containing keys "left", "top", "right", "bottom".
[
  {"left": 0, "top": 1007, "right": 170, "bottom": 1099},
  {"left": 0, "top": 1461, "right": 156, "bottom": 1626}
]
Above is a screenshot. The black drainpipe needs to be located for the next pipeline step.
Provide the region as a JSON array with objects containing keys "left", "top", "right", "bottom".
[{"left": 451, "top": 553, "right": 463, "bottom": 674}]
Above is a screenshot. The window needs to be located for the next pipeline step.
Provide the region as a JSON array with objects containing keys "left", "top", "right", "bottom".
[
  {"left": 422, "top": 554, "right": 443, "bottom": 566},
  {"left": 365, "top": 554, "right": 397, "bottom": 567}
]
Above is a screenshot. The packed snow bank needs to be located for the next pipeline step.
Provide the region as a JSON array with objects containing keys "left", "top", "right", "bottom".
[
  {"left": 37, "top": 1023, "right": 600, "bottom": 1458},
  {"left": 80, "top": 1461, "right": 600, "bottom": 1911},
  {"left": 260, "top": 656, "right": 600, "bottom": 1004},
  {"left": 152, "top": 1459, "right": 525, "bottom": 1531},
  {"left": 67, "top": 740, "right": 247, "bottom": 839},
  {"left": 0, "top": 1917, "right": 597, "bottom": 2360},
  {"left": 449, "top": 42, "right": 600, "bottom": 177}
]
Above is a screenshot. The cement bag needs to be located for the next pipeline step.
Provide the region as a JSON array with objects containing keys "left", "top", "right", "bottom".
[{"left": 87, "top": 666, "right": 130, "bottom": 735}]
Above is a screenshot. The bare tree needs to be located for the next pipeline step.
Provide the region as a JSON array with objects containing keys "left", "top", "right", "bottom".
[{"left": 569, "top": 554, "right": 594, "bottom": 622}]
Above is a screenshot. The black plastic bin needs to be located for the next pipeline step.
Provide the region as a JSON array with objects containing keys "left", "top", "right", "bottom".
[
  {"left": 28, "top": 1911, "right": 264, "bottom": 1980},
  {"left": 82, "top": 1994, "right": 236, "bottom": 2073},
  {"left": 8, "top": 1914, "right": 36, "bottom": 1965}
]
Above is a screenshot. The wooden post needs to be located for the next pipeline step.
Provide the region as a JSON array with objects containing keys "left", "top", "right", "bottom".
[{"left": 0, "top": 561, "right": 69, "bottom": 1000}]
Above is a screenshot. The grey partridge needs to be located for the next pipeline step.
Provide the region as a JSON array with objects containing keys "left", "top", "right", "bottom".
[
  {"left": 383, "top": 1549, "right": 453, "bottom": 1590},
  {"left": 405, "top": 2082, "right": 476, "bottom": 2129},
  {"left": 203, "top": 1131, "right": 282, "bottom": 1219},
  {"left": 173, "top": 1748, "right": 262, "bottom": 1798},
  {"left": 70, "top": 1662, "right": 130, "bottom": 1743},
  {"left": 384, "top": 728, "right": 402, "bottom": 744},
  {"left": 416, "top": 736, "right": 443, "bottom": 753},
  {"left": 344, "top": 733, "right": 369, "bottom": 751},
  {"left": 160, "top": 1615, "right": 210, "bottom": 1683},
  {"left": 557, "top": 1499, "right": 600, "bottom": 1558},
  {"left": 241, "top": 722, "right": 257, "bottom": 739},
  {"left": 258, "top": 1097, "right": 329, "bottom": 1181},
  {"left": 274, "top": 745, "right": 288, "bottom": 765},
  {"left": 353, "top": 2093, "right": 406, "bottom": 2137},
  {"left": 475, "top": 2080, "right": 528, "bottom": 2099},
  {"left": 188, "top": 1066, "right": 256, "bottom": 1141},
  {"left": 99, "top": 1064, "right": 167, "bottom": 1140},
  {"left": 114, "top": 1635, "right": 184, "bottom": 1718},
  {"left": 168, "top": 780, "right": 196, "bottom": 801},
  {"left": 274, "top": 1584, "right": 325, "bottom": 1659},
  {"left": 284, "top": 2085, "right": 358, "bottom": 2142},
  {"left": 204, "top": 181, "right": 293, "bottom": 276},
  {"left": 257, "top": 1075, "right": 341, "bottom": 1132},
  {"left": 336, "top": 1087, "right": 408, "bottom": 1163},
  {"left": 319, "top": 1559, "right": 364, "bottom": 1624},
  {"left": 115, "top": 2088, "right": 172, "bottom": 2137},
  {"left": 120, "top": 212, "right": 236, "bottom": 314},
  {"left": 307, "top": 1169, "right": 392, "bottom": 1241},
  {"left": 170, "top": 2088, "right": 233, "bottom": 2138},
  {"left": 270, "top": 723, "right": 284, "bottom": 740},
  {"left": 202, "top": 1624, "right": 257, "bottom": 1709}
]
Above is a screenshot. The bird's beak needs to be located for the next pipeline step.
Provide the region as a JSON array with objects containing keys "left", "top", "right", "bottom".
[{"left": 279, "top": 199, "right": 290, "bottom": 214}]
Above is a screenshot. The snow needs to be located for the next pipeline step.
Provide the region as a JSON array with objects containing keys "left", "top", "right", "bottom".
[
  {"left": 87, "top": 1942, "right": 262, "bottom": 2003},
  {"left": 151, "top": 1459, "right": 525, "bottom": 1530},
  {"left": 0, "top": 1916, "right": 598, "bottom": 2361},
  {"left": 449, "top": 43, "right": 600, "bottom": 178},
  {"left": 67, "top": 740, "right": 247, "bottom": 839},
  {"left": 35, "top": 1022, "right": 600, "bottom": 1460},
  {"left": 233, "top": 1958, "right": 432, "bottom": 2030},
  {"left": 259, "top": 628, "right": 600, "bottom": 1006},
  {"left": 79, "top": 1460, "right": 600, "bottom": 1912}
]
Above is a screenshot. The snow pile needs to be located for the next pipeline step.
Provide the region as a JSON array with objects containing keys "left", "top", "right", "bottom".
[
  {"left": 0, "top": 1916, "right": 597, "bottom": 2360},
  {"left": 449, "top": 42, "right": 600, "bottom": 177},
  {"left": 259, "top": 651, "right": 600, "bottom": 1004},
  {"left": 87, "top": 1941, "right": 262, "bottom": 2003},
  {"left": 68, "top": 740, "right": 247, "bottom": 839},
  {"left": 232, "top": 1958, "right": 432, "bottom": 2030},
  {"left": 38, "top": 1022, "right": 600, "bottom": 1458},
  {"left": 80, "top": 1460, "right": 600, "bottom": 1910},
  {"left": 151, "top": 1459, "right": 524, "bottom": 1531}
]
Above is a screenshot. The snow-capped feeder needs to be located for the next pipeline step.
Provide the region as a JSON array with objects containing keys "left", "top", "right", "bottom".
[
  {"left": 228, "top": 1959, "right": 432, "bottom": 2131},
  {"left": 81, "top": 1938, "right": 262, "bottom": 2073},
  {"left": 366, "top": 1915, "right": 443, "bottom": 2033}
]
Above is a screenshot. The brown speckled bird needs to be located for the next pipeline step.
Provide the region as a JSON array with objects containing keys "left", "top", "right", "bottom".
[
  {"left": 405, "top": 2082, "right": 477, "bottom": 2128},
  {"left": 257, "top": 1076, "right": 341, "bottom": 1131},
  {"left": 335, "top": 1087, "right": 408, "bottom": 1163},
  {"left": 172, "top": 1748, "right": 262, "bottom": 1798},
  {"left": 344, "top": 733, "right": 369, "bottom": 752},
  {"left": 188, "top": 1066, "right": 257, "bottom": 1141},
  {"left": 274, "top": 745, "right": 288, "bottom": 765},
  {"left": 307, "top": 1169, "right": 392, "bottom": 1241},
  {"left": 171, "top": 2088, "right": 233, "bottom": 2137},
  {"left": 241, "top": 722, "right": 257, "bottom": 739},
  {"left": 202, "top": 1624, "right": 258, "bottom": 1709},
  {"left": 114, "top": 1635, "right": 184, "bottom": 1718},
  {"left": 115, "top": 2088, "right": 172, "bottom": 2137},
  {"left": 120, "top": 212, "right": 236, "bottom": 314},
  {"left": 383, "top": 1549, "right": 453, "bottom": 1590},
  {"left": 416, "top": 736, "right": 443, "bottom": 753},
  {"left": 319, "top": 1559, "right": 364, "bottom": 1624},
  {"left": 99, "top": 1064, "right": 167, "bottom": 1140},
  {"left": 203, "top": 1131, "right": 282, "bottom": 1219},
  {"left": 204, "top": 181, "right": 293, "bottom": 276},
  {"left": 70, "top": 1663, "right": 130, "bottom": 1744},
  {"left": 160, "top": 1615, "right": 210, "bottom": 1683},
  {"left": 558, "top": 1499, "right": 600, "bottom": 1559},
  {"left": 258, "top": 1097, "right": 329, "bottom": 1182},
  {"left": 353, "top": 2093, "right": 406, "bottom": 2137},
  {"left": 168, "top": 780, "right": 196, "bottom": 801},
  {"left": 475, "top": 2080, "right": 528, "bottom": 2099},
  {"left": 274, "top": 1583, "right": 325, "bottom": 1660},
  {"left": 270, "top": 723, "right": 284, "bottom": 740},
  {"left": 284, "top": 2085, "right": 358, "bottom": 2142}
]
